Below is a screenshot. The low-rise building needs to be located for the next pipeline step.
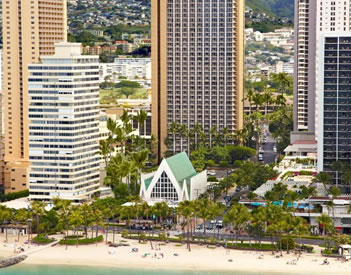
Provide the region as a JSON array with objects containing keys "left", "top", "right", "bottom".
[{"left": 140, "top": 152, "right": 207, "bottom": 204}]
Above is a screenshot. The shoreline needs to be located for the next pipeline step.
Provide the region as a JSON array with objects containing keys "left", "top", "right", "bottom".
[
  {"left": 17, "top": 261, "right": 349, "bottom": 275},
  {"left": 1, "top": 235, "right": 350, "bottom": 274},
  {"left": 21, "top": 239, "right": 351, "bottom": 274}
]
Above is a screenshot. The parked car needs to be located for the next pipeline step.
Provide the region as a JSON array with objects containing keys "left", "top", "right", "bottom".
[
  {"left": 216, "top": 220, "right": 223, "bottom": 229},
  {"left": 206, "top": 223, "right": 214, "bottom": 230},
  {"left": 207, "top": 170, "right": 216, "bottom": 176},
  {"left": 196, "top": 224, "right": 203, "bottom": 230},
  {"left": 258, "top": 153, "right": 263, "bottom": 161}
]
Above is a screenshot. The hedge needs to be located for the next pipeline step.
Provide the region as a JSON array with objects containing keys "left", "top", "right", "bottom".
[
  {"left": 0, "top": 190, "right": 29, "bottom": 202},
  {"left": 64, "top": 235, "right": 84, "bottom": 240},
  {"left": 227, "top": 242, "right": 276, "bottom": 251},
  {"left": 59, "top": 235, "right": 103, "bottom": 246},
  {"left": 33, "top": 234, "right": 55, "bottom": 244}
]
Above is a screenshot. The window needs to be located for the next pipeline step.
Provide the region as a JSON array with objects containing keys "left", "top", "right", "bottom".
[{"left": 150, "top": 172, "right": 179, "bottom": 201}]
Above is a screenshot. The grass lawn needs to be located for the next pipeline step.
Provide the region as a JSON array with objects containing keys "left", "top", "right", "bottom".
[{"left": 100, "top": 88, "right": 148, "bottom": 104}]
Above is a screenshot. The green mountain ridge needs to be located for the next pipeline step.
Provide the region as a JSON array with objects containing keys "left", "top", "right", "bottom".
[{"left": 246, "top": 0, "right": 295, "bottom": 20}]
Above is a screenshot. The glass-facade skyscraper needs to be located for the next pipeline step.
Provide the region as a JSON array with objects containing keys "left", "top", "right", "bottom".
[{"left": 317, "top": 35, "right": 351, "bottom": 182}]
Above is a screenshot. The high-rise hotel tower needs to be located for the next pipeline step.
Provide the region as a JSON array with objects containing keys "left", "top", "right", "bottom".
[
  {"left": 294, "top": 0, "right": 351, "bottom": 132},
  {"left": 152, "top": 0, "right": 244, "bottom": 159},
  {"left": 28, "top": 43, "right": 100, "bottom": 201},
  {"left": 2, "top": 0, "right": 67, "bottom": 193}
]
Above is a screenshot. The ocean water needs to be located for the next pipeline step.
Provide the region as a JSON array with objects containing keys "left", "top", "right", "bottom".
[{"left": 0, "top": 265, "right": 323, "bottom": 275}]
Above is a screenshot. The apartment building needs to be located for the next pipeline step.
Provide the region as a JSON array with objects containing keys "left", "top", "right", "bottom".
[
  {"left": 2, "top": 0, "right": 67, "bottom": 194},
  {"left": 28, "top": 43, "right": 100, "bottom": 201},
  {"left": 317, "top": 35, "right": 351, "bottom": 181},
  {"left": 294, "top": 0, "right": 351, "bottom": 132},
  {"left": 152, "top": 0, "right": 245, "bottom": 159},
  {"left": 114, "top": 58, "right": 151, "bottom": 80}
]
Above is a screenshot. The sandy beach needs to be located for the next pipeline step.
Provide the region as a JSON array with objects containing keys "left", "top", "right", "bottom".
[{"left": 0, "top": 233, "right": 346, "bottom": 274}]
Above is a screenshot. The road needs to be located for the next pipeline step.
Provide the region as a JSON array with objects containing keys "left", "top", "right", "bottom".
[{"left": 262, "top": 134, "right": 277, "bottom": 165}]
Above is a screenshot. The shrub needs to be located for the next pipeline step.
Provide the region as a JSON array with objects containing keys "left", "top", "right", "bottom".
[
  {"left": 219, "top": 160, "right": 229, "bottom": 167},
  {"left": 207, "top": 160, "right": 216, "bottom": 167},
  {"left": 298, "top": 170, "right": 313, "bottom": 176},
  {"left": 277, "top": 237, "right": 296, "bottom": 250},
  {"left": 122, "top": 229, "right": 128, "bottom": 238},
  {"left": 207, "top": 176, "right": 218, "bottom": 182},
  {"left": 233, "top": 160, "right": 242, "bottom": 168},
  {"left": 299, "top": 245, "right": 314, "bottom": 253},
  {"left": 159, "top": 232, "right": 167, "bottom": 242},
  {"left": 59, "top": 235, "right": 103, "bottom": 246},
  {"left": 140, "top": 232, "right": 146, "bottom": 242}
]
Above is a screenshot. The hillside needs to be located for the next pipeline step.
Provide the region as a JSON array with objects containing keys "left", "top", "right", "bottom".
[{"left": 246, "top": 0, "right": 295, "bottom": 20}]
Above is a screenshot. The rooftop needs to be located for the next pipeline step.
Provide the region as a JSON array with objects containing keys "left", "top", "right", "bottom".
[{"left": 165, "top": 152, "right": 197, "bottom": 184}]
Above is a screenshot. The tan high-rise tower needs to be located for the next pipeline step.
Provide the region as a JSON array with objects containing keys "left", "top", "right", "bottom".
[
  {"left": 2, "top": 0, "right": 67, "bottom": 194},
  {"left": 151, "top": 0, "right": 244, "bottom": 160}
]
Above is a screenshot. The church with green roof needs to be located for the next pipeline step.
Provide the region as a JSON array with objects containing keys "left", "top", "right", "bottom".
[{"left": 140, "top": 152, "right": 208, "bottom": 203}]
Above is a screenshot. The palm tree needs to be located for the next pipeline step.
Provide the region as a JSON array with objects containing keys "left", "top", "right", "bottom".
[
  {"left": 169, "top": 122, "right": 179, "bottom": 153},
  {"left": 291, "top": 216, "right": 309, "bottom": 248},
  {"left": 178, "top": 124, "right": 189, "bottom": 152},
  {"left": 135, "top": 110, "right": 147, "bottom": 137},
  {"left": 313, "top": 172, "right": 331, "bottom": 194},
  {"left": 300, "top": 185, "right": 317, "bottom": 227},
  {"left": 342, "top": 168, "right": 351, "bottom": 194},
  {"left": 107, "top": 117, "right": 117, "bottom": 133},
  {"left": 251, "top": 92, "right": 263, "bottom": 112},
  {"left": 222, "top": 127, "right": 231, "bottom": 146},
  {"left": 149, "top": 134, "right": 158, "bottom": 152},
  {"left": 114, "top": 125, "right": 128, "bottom": 155},
  {"left": 53, "top": 198, "right": 72, "bottom": 250},
  {"left": 331, "top": 160, "right": 344, "bottom": 187},
  {"left": 250, "top": 206, "right": 267, "bottom": 248},
  {"left": 208, "top": 202, "right": 225, "bottom": 238},
  {"left": 193, "top": 123, "right": 205, "bottom": 149},
  {"left": 152, "top": 202, "right": 169, "bottom": 226},
  {"left": 69, "top": 207, "right": 84, "bottom": 247},
  {"left": 274, "top": 94, "right": 286, "bottom": 107},
  {"left": 120, "top": 159, "right": 138, "bottom": 188},
  {"left": 31, "top": 201, "right": 47, "bottom": 239},
  {"left": 210, "top": 126, "right": 219, "bottom": 148},
  {"left": 13, "top": 209, "right": 30, "bottom": 242},
  {"left": 0, "top": 206, "right": 12, "bottom": 242},
  {"left": 265, "top": 203, "right": 284, "bottom": 252},
  {"left": 91, "top": 203, "right": 105, "bottom": 240},
  {"left": 262, "top": 89, "right": 273, "bottom": 116},
  {"left": 131, "top": 149, "right": 149, "bottom": 190},
  {"left": 328, "top": 186, "right": 341, "bottom": 226},
  {"left": 99, "top": 139, "right": 111, "bottom": 168},
  {"left": 120, "top": 109, "right": 132, "bottom": 128},
  {"left": 80, "top": 203, "right": 93, "bottom": 239},
  {"left": 224, "top": 204, "right": 250, "bottom": 244},
  {"left": 317, "top": 214, "right": 333, "bottom": 248},
  {"left": 177, "top": 201, "right": 194, "bottom": 251},
  {"left": 244, "top": 88, "right": 255, "bottom": 114},
  {"left": 272, "top": 72, "right": 292, "bottom": 96},
  {"left": 196, "top": 198, "right": 212, "bottom": 236}
]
